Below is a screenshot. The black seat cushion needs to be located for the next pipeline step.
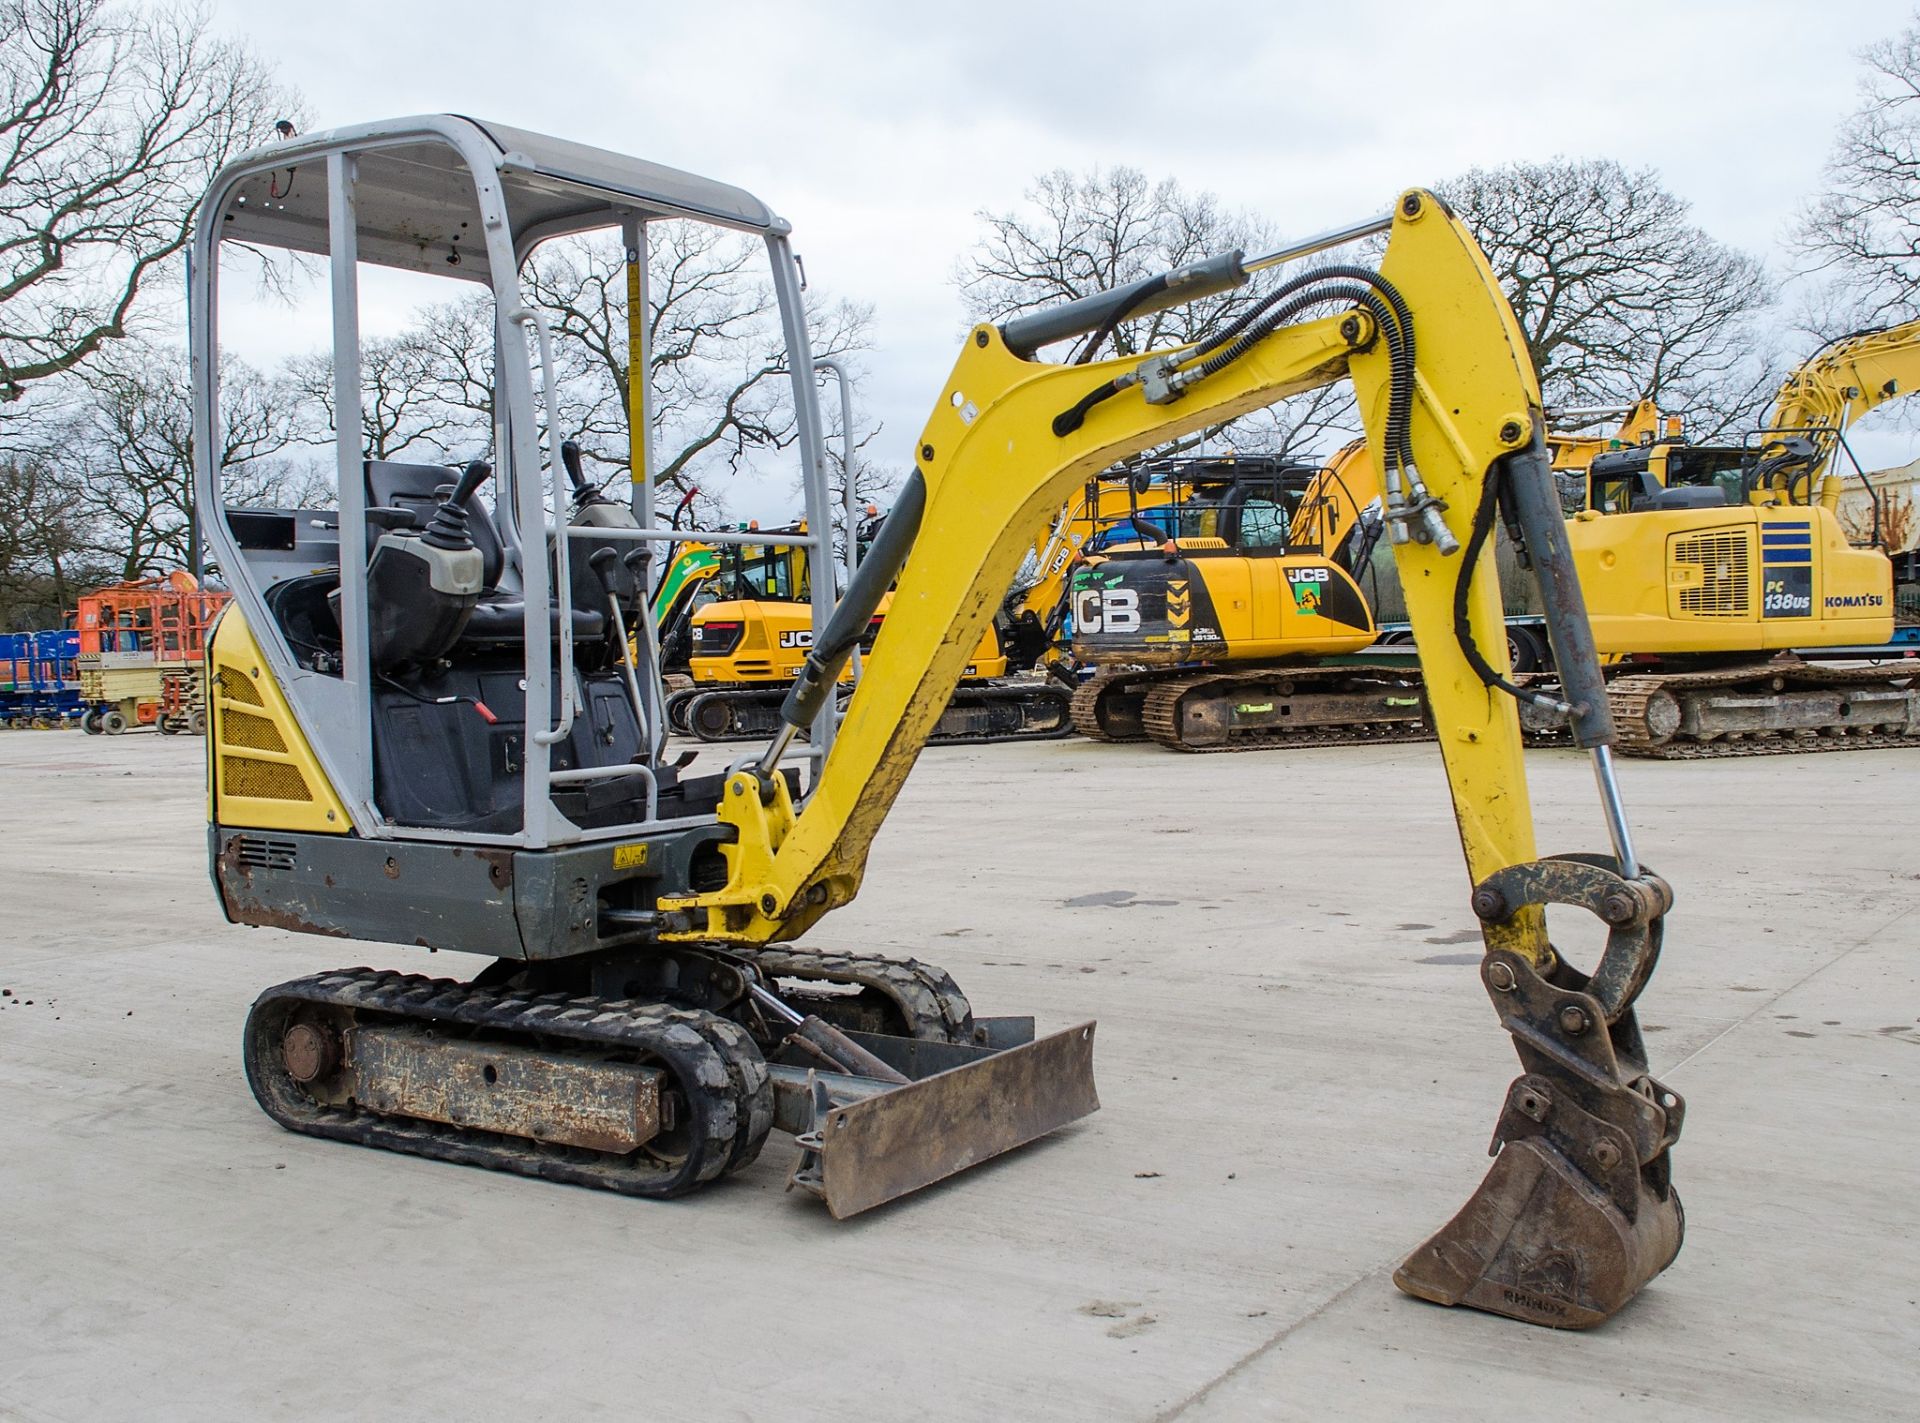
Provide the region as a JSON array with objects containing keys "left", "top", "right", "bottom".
[
  {"left": 461, "top": 597, "right": 606, "bottom": 645},
  {"left": 265, "top": 572, "right": 343, "bottom": 665}
]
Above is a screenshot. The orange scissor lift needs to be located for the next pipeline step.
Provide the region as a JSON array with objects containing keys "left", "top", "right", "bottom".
[{"left": 75, "top": 573, "right": 230, "bottom": 735}]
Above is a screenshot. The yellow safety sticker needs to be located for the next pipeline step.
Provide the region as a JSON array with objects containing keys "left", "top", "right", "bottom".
[{"left": 612, "top": 843, "right": 650, "bottom": 870}]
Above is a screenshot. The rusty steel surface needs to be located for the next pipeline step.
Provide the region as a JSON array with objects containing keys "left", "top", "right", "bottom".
[
  {"left": 345, "top": 1023, "right": 664, "bottom": 1153},
  {"left": 813, "top": 1021, "right": 1099, "bottom": 1219},
  {"left": 1394, "top": 1127, "right": 1685, "bottom": 1328},
  {"left": 279, "top": 1021, "right": 339, "bottom": 1084}
]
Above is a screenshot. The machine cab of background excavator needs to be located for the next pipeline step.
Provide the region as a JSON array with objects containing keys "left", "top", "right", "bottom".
[{"left": 190, "top": 117, "right": 843, "bottom": 866}]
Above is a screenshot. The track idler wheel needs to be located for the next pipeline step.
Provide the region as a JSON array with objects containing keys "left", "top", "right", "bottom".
[{"left": 1395, "top": 854, "right": 1685, "bottom": 1329}]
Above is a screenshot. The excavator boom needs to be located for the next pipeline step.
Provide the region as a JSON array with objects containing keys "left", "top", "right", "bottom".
[{"left": 666, "top": 193, "right": 1685, "bottom": 1328}]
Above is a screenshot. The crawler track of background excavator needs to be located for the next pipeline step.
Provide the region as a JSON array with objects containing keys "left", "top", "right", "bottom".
[
  {"left": 1071, "top": 664, "right": 1430, "bottom": 751},
  {"left": 1604, "top": 658, "right": 1920, "bottom": 757},
  {"left": 677, "top": 680, "right": 1073, "bottom": 745}
]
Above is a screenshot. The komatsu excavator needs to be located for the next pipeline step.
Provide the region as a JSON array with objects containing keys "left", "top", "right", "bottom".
[
  {"left": 193, "top": 117, "right": 1683, "bottom": 1328},
  {"left": 1494, "top": 321, "right": 1920, "bottom": 754}
]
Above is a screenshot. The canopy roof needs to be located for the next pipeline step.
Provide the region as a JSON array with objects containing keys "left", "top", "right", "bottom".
[{"left": 210, "top": 115, "right": 782, "bottom": 281}]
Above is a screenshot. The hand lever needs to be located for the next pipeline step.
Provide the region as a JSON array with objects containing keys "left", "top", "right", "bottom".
[{"left": 561, "top": 440, "right": 590, "bottom": 494}]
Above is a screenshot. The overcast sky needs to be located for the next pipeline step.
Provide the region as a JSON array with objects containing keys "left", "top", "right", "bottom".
[{"left": 204, "top": 0, "right": 1918, "bottom": 514}]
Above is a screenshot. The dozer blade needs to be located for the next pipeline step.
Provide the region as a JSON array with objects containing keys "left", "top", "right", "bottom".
[
  {"left": 1394, "top": 1128, "right": 1684, "bottom": 1329},
  {"left": 785, "top": 1021, "right": 1099, "bottom": 1219}
]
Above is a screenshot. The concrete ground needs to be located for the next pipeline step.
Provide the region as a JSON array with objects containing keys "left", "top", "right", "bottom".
[{"left": 0, "top": 729, "right": 1915, "bottom": 1421}]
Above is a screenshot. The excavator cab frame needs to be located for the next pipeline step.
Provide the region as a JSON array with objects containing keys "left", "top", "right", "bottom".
[
  {"left": 190, "top": 116, "right": 843, "bottom": 856},
  {"left": 192, "top": 116, "right": 1102, "bottom": 1226}
]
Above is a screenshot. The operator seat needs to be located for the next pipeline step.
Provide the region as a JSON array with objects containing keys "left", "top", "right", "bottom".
[{"left": 362, "top": 460, "right": 604, "bottom": 646}]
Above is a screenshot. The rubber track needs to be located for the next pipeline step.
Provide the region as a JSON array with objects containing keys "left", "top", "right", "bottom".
[
  {"left": 243, "top": 968, "right": 773, "bottom": 1197},
  {"left": 1069, "top": 668, "right": 1157, "bottom": 742},
  {"left": 1609, "top": 661, "right": 1920, "bottom": 759},
  {"left": 733, "top": 945, "right": 976, "bottom": 1044},
  {"left": 684, "top": 684, "right": 1071, "bottom": 746},
  {"left": 684, "top": 688, "right": 785, "bottom": 742},
  {"left": 932, "top": 684, "right": 1075, "bottom": 745},
  {"left": 1139, "top": 668, "right": 1433, "bottom": 754},
  {"left": 663, "top": 685, "right": 709, "bottom": 735}
]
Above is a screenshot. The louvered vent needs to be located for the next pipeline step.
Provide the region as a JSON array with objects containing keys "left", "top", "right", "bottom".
[
  {"left": 222, "top": 759, "right": 313, "bottom": 802},
  {"left": 222, "top": 708, "right": 288, "bottom": 753},
  {"left": 213, "top": 658, "right": 312, "bottom": 804},
  {"left": 230, "top": 836, "right": 298, "bottom": 870},
  {"left": 1673, "top": 530, "right": 1751, "bottom": 617}
]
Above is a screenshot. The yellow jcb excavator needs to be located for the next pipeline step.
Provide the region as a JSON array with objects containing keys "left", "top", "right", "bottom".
[
  {"left": 671, "top": 515, "right": 1074, "bottom": 743},
  {"left": 193, "top": 117, "right": 1683, "bottom": 1328},
  {"left": 1060, "top": 447, "right": 1425, "bottom": 750}
]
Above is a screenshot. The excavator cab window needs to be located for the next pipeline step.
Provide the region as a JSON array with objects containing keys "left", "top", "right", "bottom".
[
  {"left": 1665, "top": 447, "right": 1750, "bottom": 505},
  {"left": 720, "top": 540, "right": 805, "bottom": 601},
  {"left": 1235, "top": 496, "right": 1291, "bottom": 549}
]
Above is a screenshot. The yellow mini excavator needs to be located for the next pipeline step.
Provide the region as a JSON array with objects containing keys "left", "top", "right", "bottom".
[
  {"left": 193, "top": 118, "right": 1684, "bottom": 1328},
  {"left": 671, "top": 515, "right": 1073, "bottom": 743}
]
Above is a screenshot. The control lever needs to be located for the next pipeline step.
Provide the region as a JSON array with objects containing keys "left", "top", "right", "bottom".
[
  {"left": 589, "top": 547, "right": 650, "bottom": 741},
  {"left": 561, "top": 439, "right": 590, "bottom": 494},
  {"left": 621, "top": 546, "right": 653, "bottom": 613},
  {"left": 360, "top": 460, "right": 491, "bottom": 672}
]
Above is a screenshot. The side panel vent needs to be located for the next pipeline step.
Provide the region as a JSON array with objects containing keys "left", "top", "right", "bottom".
[
  {"left": 231, "top": 836, "right": 298, "bottom": 870},
  {"left": 1671, "top": 529, "right": 1752, "bottom": 617}
]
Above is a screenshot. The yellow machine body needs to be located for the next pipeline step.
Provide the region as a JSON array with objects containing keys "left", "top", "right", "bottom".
[
  {"left": 691, "top": 589, "right": 1007, "bottom": 686},
  {"left": 205, "top": 608, "right": 351, "bottom": 835},
  {"left": 1569, "top": 503, "right": 1895, "bottom": 653}
]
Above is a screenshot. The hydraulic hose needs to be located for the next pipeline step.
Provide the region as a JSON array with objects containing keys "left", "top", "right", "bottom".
[{"left": 769, "top": 471, "right": 928, "bottom": 751}]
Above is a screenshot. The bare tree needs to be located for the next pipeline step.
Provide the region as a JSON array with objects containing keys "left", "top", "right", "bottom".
[
  {"left": 0, "top": 0, "right": 298, "bottom": 405},
  {"left": 0, "top": 449, "right": 108, "bottom": 626},
  {"left": 286, "top": 297, "right": 495, "bottom": 464},
  {"left": 63, "top": 341, "right": 323, "bottom": 580},
  {"left": 1796, "top": 14, "right": 1920, "bottom": 331},
  {"left": 524, "top": 223, "right": 873, "bottom": 517},
  {"left": 957, "top": 167, "right": 1357, "bottom": 458},
  {"left": 284, "top": 226, "right": 871, "bottom": 521},
  {"left": 1441, "top": 159, "right": 1782, "bottom": 440}
]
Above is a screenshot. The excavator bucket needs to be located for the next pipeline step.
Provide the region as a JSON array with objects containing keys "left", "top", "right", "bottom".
[
  {"left": 1394, "top": 860, "right": 1687, "bottom": 1329},
  {"left": 775, "top": 1020, "right": 1100, "bottom": 1218},
  {"left": 1394, "top": 1087, "right": 1685, "bottom": 1328}
]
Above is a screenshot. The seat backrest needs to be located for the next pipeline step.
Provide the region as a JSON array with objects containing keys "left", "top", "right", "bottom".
[{"left": 364, "top": 460, "right": 505, "bottom": 589}]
